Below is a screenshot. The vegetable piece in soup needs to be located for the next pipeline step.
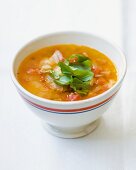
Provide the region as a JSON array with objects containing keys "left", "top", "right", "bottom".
[{"left": 17, "top": 44, "right": 117, "bottom": 101}]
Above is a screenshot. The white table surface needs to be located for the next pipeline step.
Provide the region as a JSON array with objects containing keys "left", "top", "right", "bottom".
[{"left": 1, "top": 0, "right": 133, "bottom": 170}]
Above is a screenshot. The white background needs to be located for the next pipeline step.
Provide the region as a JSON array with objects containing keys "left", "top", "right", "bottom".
[{"left": 0, "top": 0, "right": 135, "bottom": 170}]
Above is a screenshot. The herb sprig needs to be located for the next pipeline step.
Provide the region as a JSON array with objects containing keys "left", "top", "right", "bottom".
[{"left": 51, "top": 54, "right": 94, "bottom": 95}]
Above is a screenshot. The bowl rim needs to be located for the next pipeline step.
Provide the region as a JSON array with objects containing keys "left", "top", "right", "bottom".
[{"left": 11, "top": 31, "right": 127, "bottom": 106}]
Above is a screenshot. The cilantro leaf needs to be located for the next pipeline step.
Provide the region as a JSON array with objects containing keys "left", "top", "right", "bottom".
[
  {"left": 50, "top": 70, "right": 60, "bottom": 79},
  {"left": 64, "top": 59, "right": 69, "bottom": 65},
  {"left": 58, "top": 62, "right": 73, "bottom": 75},
  {"left": 70, "top": 78, "right": 90, "bottom": 95},
  {"left": 55, "top": 75, "right": 72, "bottom": 85},
  {"left": 80, "top": 71, "right": 94, "bottom": 81},
  {"left": 82, "top": 59, "right": 92, "bottom": 68}
]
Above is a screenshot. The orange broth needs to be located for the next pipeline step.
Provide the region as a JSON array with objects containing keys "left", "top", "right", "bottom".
[{"left": 17, "top": 44, "right": 117, "bottom": 101}]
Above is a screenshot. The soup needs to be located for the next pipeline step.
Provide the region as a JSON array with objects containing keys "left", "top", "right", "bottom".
[{"left": 17, "top": 44, "right": 117, "bottom": 101}]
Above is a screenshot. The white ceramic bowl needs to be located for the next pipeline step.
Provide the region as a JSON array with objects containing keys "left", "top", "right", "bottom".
[{"left": 11, "top": 31, "right": 127, "bottom": 138}]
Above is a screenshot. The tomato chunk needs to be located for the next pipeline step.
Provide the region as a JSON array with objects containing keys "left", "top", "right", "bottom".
[
  {"left": 67, "top": 92, "right": 81, "bottom": 101},
  {"left": 26, "top": 68, "right": 39, "bottom": 74},
  {"left": 69, "top": 56, "right": 78, "bottom": 64},
  {"left": 96, "top": 77, "right": 106, "bottom": 85},
  {"left": 92, "top": 65, "right": 102, "bottom": 75}
]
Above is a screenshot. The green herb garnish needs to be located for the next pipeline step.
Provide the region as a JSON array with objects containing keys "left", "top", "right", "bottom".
[
  {"left": 51, "top": 54, "right": 94, "bottom": 95},
  {"left": 55, "top": 75, "right": 72, "bottom": 85}
]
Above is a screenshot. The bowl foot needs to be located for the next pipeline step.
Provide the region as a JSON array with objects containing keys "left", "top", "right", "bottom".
[{"left": 42, "top": 118, "right": 101, "bottom": 139}]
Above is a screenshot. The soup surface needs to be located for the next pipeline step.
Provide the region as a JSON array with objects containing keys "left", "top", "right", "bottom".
[{"left": 17, "top": 44, "right": 117, "bottom": 101}]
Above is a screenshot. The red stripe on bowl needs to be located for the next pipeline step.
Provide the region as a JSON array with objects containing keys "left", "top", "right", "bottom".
[{"left": 21, "top": 91, "right": 118, "bottom": 113}]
